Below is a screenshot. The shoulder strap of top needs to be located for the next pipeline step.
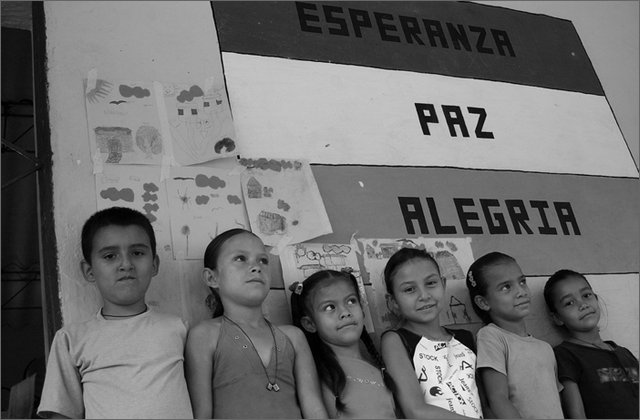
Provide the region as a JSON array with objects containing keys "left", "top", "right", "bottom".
[
  {"left": 382, "top": 328, "right": 421, "bottom": 360},
  {"left": 270, "top": 322, "right": 294, "bottom": 352},
  {"left": 446, "top": 327, "right": 476, "bottom": 353}
]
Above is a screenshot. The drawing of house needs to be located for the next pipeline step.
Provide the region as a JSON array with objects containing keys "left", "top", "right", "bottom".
[
  {"left": 449, "top": 295, "right": 471, "bottom": 323},
  {"left": 299, "top": 263, "right": 324, "bottom": 277},
  {"left": 325, "top": 253, "right": 347, "bottom": 266},
  {"left": 94, "top": 126, "right": 133, "bottom": 163},
  {"left": 380, "top": 243, "right": 400, "bottom": 258},
  {"left": 176, "top": 101, "right": 200, "bottom": 117},
  {"left": 258, "top": 210, "right": 285, "bottom": 234},
  {"left": 435, "top": 250, "right": 465, "bottom": 280},
  {"left": 246, "top": 177, "right": 262, "bottom": 198}
]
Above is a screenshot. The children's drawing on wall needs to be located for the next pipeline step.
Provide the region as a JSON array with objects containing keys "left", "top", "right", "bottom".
[
  {"left": 167, "top": 166, "right": 248, "bottom": 260},
  {"left": 85, "top": 79, "right": 164, "bottom": 165},
  {"left": 358, "top": 237, "right": 478, "bottom": 336},
  {"left": 162, "top": 81, "right": 236, "bottom": 166},
  {"left": 239, "top": 158, "right": 332, "bottom": 246},
  {"left": 85, "top": 76, "right": 237, "bottom": 167},
  {"left": 280, "top": 242, "right": 375, "bottom": 331},
  {"left": 94, "top": 164, "right": 172, "bottom": 256}
]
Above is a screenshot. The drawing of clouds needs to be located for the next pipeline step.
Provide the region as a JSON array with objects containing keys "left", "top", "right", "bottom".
[
  {"left": 239, "top": 158, "right": 302, "bottom": 172},
  {"left": 277, "top": 199, "right": 291, "bottom": 212},
  {"left": 177, "top": 85, "right": 204, "bottom": 103},
  {"left": 227, "top": 195, "right": 242, "bottom": 205},
  {"left": 143, "top": 202, "right": 159, "bottom": 213},
  {"left": 143, "top": 203, "right": 159, "bottom": 223},
  {"left": 100, "top": 187, "right": 134, "bottom": 202},
  {"left": 323, "top": 244, "right": 351, "bottom": 254},
  {"left": 142, "top": 191, "right": 157, "bottom": 202},
  {"left": 195, "top": 174, "right": 226, "bottom": 189},
  {"left": 195, "top": 195, "right": 210, "bottom": 205},
  {"left": 119, "top": 84, "right": 151, "bottom": 98},
  {"left": 214, "top": 137, "right": 235, "bottom": 154},
  {"left": 143, "top": 182, "right": 159, "bottom": 192}
]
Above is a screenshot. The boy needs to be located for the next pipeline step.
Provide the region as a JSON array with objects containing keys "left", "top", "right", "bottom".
[{"left": 37, "top": 207, "right": 193, "bottom": 419}]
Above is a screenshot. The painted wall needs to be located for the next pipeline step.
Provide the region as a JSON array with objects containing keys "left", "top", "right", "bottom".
[
  {"left": 42, "top": 1, "right": 227, "bottom": 325},
  {"left": 475, "top": 1, "right": 639, "bottom": 168},
  {"left": 43, "top": 1, "right": 638, "bottom": 358}
]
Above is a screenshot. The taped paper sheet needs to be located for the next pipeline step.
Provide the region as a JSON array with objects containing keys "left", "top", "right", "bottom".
[
  {"left": 166, "top": 166, "right": 248, "bottom": 260},
  {"left": 84, "top": 77, "right": 238, "bottom": 167},
  {"left": 94, "top": 164, "right": 173, "bottom": 256},
  {"left": 240, "top": 158, "right": 332, "bottom": 246}
]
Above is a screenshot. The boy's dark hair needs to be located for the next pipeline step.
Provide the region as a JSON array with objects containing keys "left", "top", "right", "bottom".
[
  {"left": 289, "top": 269, "right": 395, "bottom": 414},
  {"left": 466, "top": 251, "right": 516, "bottom": 324},
  {"left": 383, "top": 247, "right": 440, "bottom": 296},
  {"left": 203, "top": 228, "right": 258, "bottom": 318},
  {"left": 543, "top": 269, "right": 592, "bottom": 313},
  {"left": 81, "top": 207, "right": 157, "bottom": 261}
]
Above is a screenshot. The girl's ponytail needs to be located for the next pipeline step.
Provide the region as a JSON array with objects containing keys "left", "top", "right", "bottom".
[{"left": 205, "top": 288, "right": 224, "bottom": 318}]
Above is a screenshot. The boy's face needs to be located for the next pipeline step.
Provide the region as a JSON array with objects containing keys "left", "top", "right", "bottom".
[{"left": 81, "top": 224, "right": 158, "bottom": 314}]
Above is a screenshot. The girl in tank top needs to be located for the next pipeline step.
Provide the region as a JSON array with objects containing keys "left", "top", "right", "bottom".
[
  {"left": 185, "top": 228, "right": 327, "bottom": 418},
  {"left": 290, "top": 269, "right": 397, "bottom": 418}
]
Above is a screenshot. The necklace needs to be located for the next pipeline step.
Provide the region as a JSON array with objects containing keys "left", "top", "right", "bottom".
[
  {"left": 571, "top": 337, "right": 612, "bottom": 351},
  {"left": 223, "top": 315, "right": 280, "bottom": 392},
  {"left": 101, "top": 305, "right": 147, "bottom": 318}
]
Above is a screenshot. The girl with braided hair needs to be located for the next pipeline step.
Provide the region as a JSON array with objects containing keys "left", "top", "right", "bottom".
[{"left": 290, "top": 269, "right": 397, "bottom": 418}]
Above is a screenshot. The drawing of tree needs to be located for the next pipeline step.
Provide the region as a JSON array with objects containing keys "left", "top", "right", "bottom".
[{"left": 181, "top": 225, "right": 191, "bottom": 256}]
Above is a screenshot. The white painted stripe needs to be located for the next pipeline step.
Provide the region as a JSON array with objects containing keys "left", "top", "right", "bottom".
[{"left": 223, "top": 53, "right": 638, "bottom": 177}]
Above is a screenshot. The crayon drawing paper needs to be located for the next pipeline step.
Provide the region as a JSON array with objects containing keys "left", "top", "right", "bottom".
[
  {"left": 167, "top": 166, "right": 248, "bottom": 260},
  {"left": 162, "top": 81, "right": 237, "bottom": 165},
  {"left": 86, "top": 79, "right": 164, "bottom": 165},
  {"left": 94, "top": 164, "right": 173, "bottom": 256},
  {"left": 240, "top": 158, "right": 332, "bottom": 246}
]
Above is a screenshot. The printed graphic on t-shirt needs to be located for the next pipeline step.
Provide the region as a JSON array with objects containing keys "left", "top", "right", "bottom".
[
  {"left": 597, "top": 366, "right": 639, "bottom": 384},
  {"left": 412, "top": 337, "right": 482, "bottom": 418}
]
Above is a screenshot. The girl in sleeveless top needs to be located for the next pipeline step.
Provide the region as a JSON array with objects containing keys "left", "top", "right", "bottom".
[
  {"left": 381, "top": 247, "right": 485, "bottom": 419},
  {"left": 185, "top": 228, "right": 327, "bottom": 418},
  {"left": 290, "top": 269, "right": 397, "bottom": 418}
]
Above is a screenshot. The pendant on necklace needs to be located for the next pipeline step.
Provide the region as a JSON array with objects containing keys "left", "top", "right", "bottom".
[{"left": 267, "top": 382, "right": 280, "bottom": 392}]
